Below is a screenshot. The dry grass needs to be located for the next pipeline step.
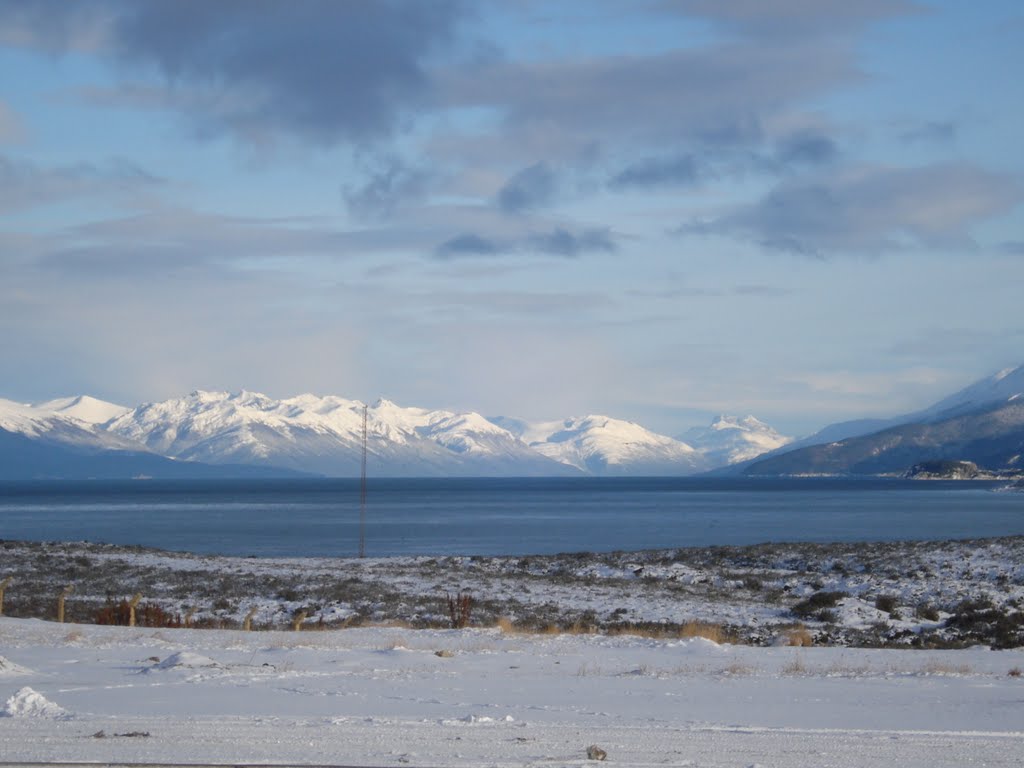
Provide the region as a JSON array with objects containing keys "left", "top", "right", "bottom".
[
  {"left": 916, "top": 661, "right": 972, "bottom": 676},
  {"left": 719, "top": 662, "right": 754, "bottom": 677},
  {"left": 780, "top": 623, "right": 813, "bottom": 647},
  {"left": 1009, "top": 667, "right": 1022, "bottom": 678},
  {"left": 782, "top": 655, "right": 809, "bottom": 675},
  {"left": 678, "top": 621, "right": 727, "bottom": 643}
]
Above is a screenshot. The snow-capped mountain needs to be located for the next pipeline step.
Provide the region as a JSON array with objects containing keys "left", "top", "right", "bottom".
[
  {"left": 0, "top": 396, "right": 298, "bottom": 480},
  {"left": 741, "top": 363, "right": 1024, "bottom": 476},
  {"left": 913, "top": 364, "right": 1024, "bottom": 422},
  {"left": 681, "top": 415, "right": 793, "bottom": 466},
  {"left": 491, "top": 414, "right": 708, "bottom": 475},
  {"left": 0, "top": 396, "right": 134, "bottom": 450},
  {"left": 6, "top": 389, "right": 719, "bottom": 478},
  {"left": 34, "top": 395, "right": 131, "bottom": 425},
  {"left": 730, "top": 364, "right": 1024, "bottom": 469},
  {"left": 104, "top": 391, "right": 576, "bottom": 477}
]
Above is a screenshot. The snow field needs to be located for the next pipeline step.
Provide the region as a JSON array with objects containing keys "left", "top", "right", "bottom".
[{"left": 1, "top": 617, "right": 1022, "bottom": 766}]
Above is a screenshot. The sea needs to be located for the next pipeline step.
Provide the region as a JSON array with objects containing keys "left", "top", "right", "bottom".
[{"left": 1, "top": 477, "right": 1021, "bottom": 558}]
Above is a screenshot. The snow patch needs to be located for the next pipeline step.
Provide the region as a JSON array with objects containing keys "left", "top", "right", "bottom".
[
  {"left": 0, "top": 655, "right": 31, "bottom": 676},
  {"left": 2, "top": 687, "right": 70, "bottom": 719},
  {"left": 151, "top": 651, "right": 220, "bottom": 670}
]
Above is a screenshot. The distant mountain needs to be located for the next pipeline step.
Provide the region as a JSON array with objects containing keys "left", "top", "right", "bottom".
[
  {"left": 778, "top": 364, "right": 1024, "bottom": 453},
  {"left": 492, "top": 414, "right": 707, "bottom": 475},
  {"left": 744, "top": 366, "right": 1024, "bottom": 476},
  {"left": 34, "top": 395, "right": 131, "bottom": 425},
  {"left": 0, "top": 388, "right": 800, "bottom": 479},
  {"left": 0, "top": 397, "right": 300, "bottom": 480},
  {"left": 1, "top": 397, "right": 139, "bottom": 453},
  {"left": 105, "top": 391, "right": 577, "bottom": 477},
  {"left": 912, "top": 364, "right": 1024, "bottom": 422},
  {"left": 680, "top": 414, "right": 792, "bottom": 466}
]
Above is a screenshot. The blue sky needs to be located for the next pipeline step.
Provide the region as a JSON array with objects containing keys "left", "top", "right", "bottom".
[{"left": 1, "top": 0, "right": 1021, "bottom": 437}]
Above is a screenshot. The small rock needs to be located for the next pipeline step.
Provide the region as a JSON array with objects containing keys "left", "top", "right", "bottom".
[{"left": 586, "top": 744, "right": 607, "bottom": 761}]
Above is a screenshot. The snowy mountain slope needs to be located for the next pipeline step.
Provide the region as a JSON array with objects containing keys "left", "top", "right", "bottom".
[
  {"left": 0, "top": 397, "right": 300, "bottom": 480},
  {"left": 745, "top": 398, "right": 1024, "bottom": 476},
  {"left": 0, "top": 397, "right": 136, "bottom": 450},
  {"left": 496, "top": 414, "right": 708, "bottom": 475},
  {"left": 723, "top": 363, "right": 1024, "bottom": 475},
  {"left": 104, "top": 391, "right": 576, "bottom": 477},
  {"left": 913, "top": 363, "right": 1024, "bottom": 422},
  {"left": 34, "top": 395, "right": 130, "bottom": 425},
  {"left": 681, "top": 414, "right": 793, "bottom": 466}
]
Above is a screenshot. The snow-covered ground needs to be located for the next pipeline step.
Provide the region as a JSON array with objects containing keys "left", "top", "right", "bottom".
[
  {"left": 1, "top": 616, "right": 1022, "bottom": 766},
  {"left": 4, "top": 537, "right": 1022, "bottom": 648}
]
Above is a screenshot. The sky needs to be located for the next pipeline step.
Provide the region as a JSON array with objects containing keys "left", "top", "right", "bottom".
[{"left": 1, "top": 0, "right": 1022, "bottom": 438}]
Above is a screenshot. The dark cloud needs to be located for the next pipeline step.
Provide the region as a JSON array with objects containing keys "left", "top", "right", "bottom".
[
  {"left": 0, "top": 153, "right": 162, "bottom": 214},
  {"left": 435, "top": 233, "right": 502, "bottom": 259},
  {"left": 439, "top": 44, "right": 851, "bottom": 156},
  {"left": 899, "top": 121, "right": 957, "bottom": 144},
  {"left": 684, "top": 164, "right": 1020, "bottom": 256},
  {"left": 342, "top": 157, "right": 431, "bottom": 220},
  {"left": 525, "top": 227, "right": 616, "bottom": 257},
  {"left": 0, "top": 0, "right": 466, "bottom": 146},
  {"left": 773, "top": 133, "right": 839, "bottom": 167},
  {"left": 434, "top": 226, "right": 616, "bottom": 260},
  {"left": 497, "top": 161, "right": 558, "bottom": 213},
  {"left": 609, "top": 155, "right": 700, "bottom": 189}
]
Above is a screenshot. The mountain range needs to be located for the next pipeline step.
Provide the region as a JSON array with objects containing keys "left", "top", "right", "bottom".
[
  {"left": 742, "top": 364, "right": 1024, "bottom": 476},
  {"left": 2, "top": 363, "right": 1022, "bottom": 479},
  {"left": 0, "top": 391, "right": 788, "bottom": 479}
]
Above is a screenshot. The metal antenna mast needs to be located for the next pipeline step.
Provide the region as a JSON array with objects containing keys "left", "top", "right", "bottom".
[{"left": 359, "top": 403, "right": 367, "bottom": 558}]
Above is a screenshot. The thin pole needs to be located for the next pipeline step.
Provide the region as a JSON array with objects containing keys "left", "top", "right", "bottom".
[{"left": 359, "top": 403, "right": 367, "bottom": 558}]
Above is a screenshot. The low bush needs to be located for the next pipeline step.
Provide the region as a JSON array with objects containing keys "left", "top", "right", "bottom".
[
  {"left": 95, "top": 599, "right": 182, "bottom": 628},
  {"left": 874, "top": 594, "right": 899, "bottom": 614},
  {"left": 447, "top": 591, "right": 472, "bottom": 629},
  {"left": 791, "top": 591, "right": 848, "bottom": 621},
  {"left": 945, "top": 598, "right": 1024, "bottom": 649}
]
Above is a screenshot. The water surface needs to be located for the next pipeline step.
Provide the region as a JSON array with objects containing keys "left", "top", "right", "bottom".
[{"left": 1, "top": 477, "right": 1020, "bottom": 557}]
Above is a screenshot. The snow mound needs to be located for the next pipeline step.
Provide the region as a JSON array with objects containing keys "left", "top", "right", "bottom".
[
  {"left": 0, "top": 655, "right": 31, "bottom": 676},
  {"left": 2, "top": 687, "right": 70, "bottom": 719},
  {"left": 675, "top": 637, "right": 726, "bottom": 653},
  {"left": 152, "top": 651, "right": 220, "bottom": 670},
  {"left": 443, "top": 714, "right": 515, "bottom": 725}
]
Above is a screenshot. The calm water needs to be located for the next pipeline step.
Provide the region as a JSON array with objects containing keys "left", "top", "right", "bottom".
[{"left": 0, "top": 477, "right": 1021, "bottom": 558}]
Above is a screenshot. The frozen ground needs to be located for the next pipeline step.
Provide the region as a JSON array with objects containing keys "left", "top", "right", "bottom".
[
  {"left": 2, "top": 537, "right": 1023, "bottom": 647},
  {"left": 1, "top": 616, "right": 1023, "bottom": 766}
]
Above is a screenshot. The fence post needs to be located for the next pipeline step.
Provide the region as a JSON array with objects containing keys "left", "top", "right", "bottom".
[
  {"left": 57, "top": 585, "right": 74, "bottom": 623},
  {"left": 0, "top": 576, "right": 11, "bottom": 616},
  {"left": 291, "top": 611, "right": 307, "bottom": 632},
  {"left": 128, "top": 593, "right": 143, "bottom": 627},
  {"left": 243, "top": 607, "right": 258, "bottom": 632}
]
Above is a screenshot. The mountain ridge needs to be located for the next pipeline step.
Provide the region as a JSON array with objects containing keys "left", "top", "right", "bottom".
[{"left": 5, "top": 363, "right": 1022, "bottom": 479}]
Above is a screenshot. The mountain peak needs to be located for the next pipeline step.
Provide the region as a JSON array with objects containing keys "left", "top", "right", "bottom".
[
  {"left": 34, "top": 395, "right": 130, "bottom": 425},
  {"left": 683, "top": 413, "right": 791, "bottom": 465},
  {"left": 916, "top": 363, "right": 1024, "bottom": 422}
]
